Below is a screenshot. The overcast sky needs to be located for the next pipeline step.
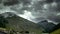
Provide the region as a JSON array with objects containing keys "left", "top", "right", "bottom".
[{"left": 0, "top": 0, "right": 60, "bottom": 24}]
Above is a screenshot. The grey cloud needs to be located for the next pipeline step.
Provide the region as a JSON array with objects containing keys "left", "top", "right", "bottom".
[
  {"left": 0, "top": 0, "right": 60, "bottom": 23},
  {"left": 55, "top": 0, "right": 60, "bottom": 2},
  {"left": 45, "top": 0, "right": 54, "bottom": 3},
  {"left": 47, "top": 15, "right": 60, "bottom": 23}
]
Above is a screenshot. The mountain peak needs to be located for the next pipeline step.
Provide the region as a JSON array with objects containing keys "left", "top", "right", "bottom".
[{"left": 1, "top": 12, "right": 17, "bottom": 18}]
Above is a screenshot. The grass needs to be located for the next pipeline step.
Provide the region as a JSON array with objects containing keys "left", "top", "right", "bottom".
[{"left": 50, "top": 28, "right": 60, "bottom": 34}]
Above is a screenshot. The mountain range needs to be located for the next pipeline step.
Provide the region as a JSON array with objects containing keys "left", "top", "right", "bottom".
[{"left": 0, "top": 12, "right": 42, "bottom": 34}]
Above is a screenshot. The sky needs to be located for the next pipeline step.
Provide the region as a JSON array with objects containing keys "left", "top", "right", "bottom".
[{"left": 0, "top": 0, "right": 60, "bottom": 24}]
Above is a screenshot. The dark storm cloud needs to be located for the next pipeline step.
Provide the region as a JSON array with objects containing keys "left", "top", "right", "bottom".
[
  {"left": 2, "top": 0, "right": 31, "bottom": 6},
  {"left": 4, "top": 0, "right": 19, "bottom": 6},
  {"left": 0, "top": 0, "right": 2, "bottom": 3},
  {"left": 57, "top": 3, "right": 60, "bottom": 11},
  {"left": 55, "top": 0, "right": 60, "bottom": 2},
  {"left": 8, "top": 0, "right": 32, "bottom": 14},
  {"left": 28, "top": 0, "right": 60, "bottom": 23},
  {"left": 47, "top": 15, "right": 60, "bottom": 23},
  {"left": 30, "top": 1, "right": 57, "bottom": 18},
  {"left": 19, "top": 0, "right": 31, "bottom": 5},
  {"left": 0, "top": 0, "right": 60, "bottom": 23},
  {"left": 45, "top": 0, "right": 54, "bottom": 3}
]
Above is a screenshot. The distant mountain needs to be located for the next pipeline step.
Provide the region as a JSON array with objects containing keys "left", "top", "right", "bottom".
[
  {"left": 51, "top": 23, "right": 60, "bottom": 32},
  {"left": 0, "top": 12, "right": 42, "bottom": 34},
  {"left": 37, "top": 20, "right": 56, "bottom": 33}
]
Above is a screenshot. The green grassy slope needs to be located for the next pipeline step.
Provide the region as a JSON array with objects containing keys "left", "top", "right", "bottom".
[
  {"left": 6, "top": 15, "right": 42, "bottom": 34},
  {"left": 50, "top": 28, "right": 60, "bottom": 34}
]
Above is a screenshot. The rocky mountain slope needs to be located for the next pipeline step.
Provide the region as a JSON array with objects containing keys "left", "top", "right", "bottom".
[{"left": 0, "top": 12, "right": 42, "bottom": 34}]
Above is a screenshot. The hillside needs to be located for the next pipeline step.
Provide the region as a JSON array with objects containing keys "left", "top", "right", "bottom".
[{"left": 0, "top": 12, "right": 42, "bottom": 34}]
